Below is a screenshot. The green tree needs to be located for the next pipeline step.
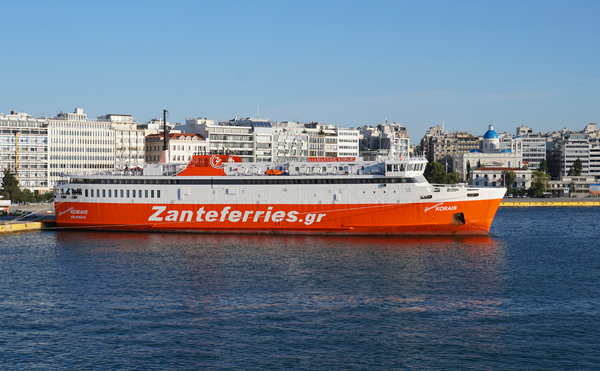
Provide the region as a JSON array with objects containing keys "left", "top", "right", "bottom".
[
  {"left": 1, "top": 168, "right": 20, "bottom": 201},
  {"left": 501, "top": 170, "right": 517, "bottom": 191},
  {"left": 424, "top": 162, "right": 458, "bottom": 184},
  {"left": 528, "top": 170, "right": 550, "bottom": 197},
  {"left": 424, "top": 162, "right": 446, "bottom": 184},
  {"left": 35, "top": 191, "right": 55, "bottom": 203},
  {"left": 537, "top": 158, "right": 549, "bottom": 173},
  {"left": 466, "top": 161, "right": 471, "bottom": 181},
  {"left": 20, "top": 188, "right": 35, "bottom": 203},
  {"left": 446, "top": 172, "right": 459, "bottom": 184},
  {"left": 567, "top": 158, "right": 583, "bottom": 176}
]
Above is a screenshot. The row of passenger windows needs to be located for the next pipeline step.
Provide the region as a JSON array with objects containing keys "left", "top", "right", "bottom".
[
  {"left": 72, "top": 177, "right": 419, "bottom": 185},
  {"left": 83, "top": 189, "right": 161, "bottom": 199},
  {"left": 386, "top": 163, "right": 424, "bottom": 172}
]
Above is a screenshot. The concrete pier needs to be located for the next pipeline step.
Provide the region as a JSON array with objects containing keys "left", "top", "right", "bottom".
[
  {"left": 500, "top": 198, "right": 600, "bottom": 207},
  {"left": 0, "top": 220, "right": 57, "bottom": 234},
  {"left": 0, "top": 204, "right": 56, "bottom": 234}
]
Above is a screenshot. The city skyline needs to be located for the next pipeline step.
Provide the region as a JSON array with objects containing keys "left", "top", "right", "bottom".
[{"left": 3, "top": 0, "right": 599, "bottom": 139}]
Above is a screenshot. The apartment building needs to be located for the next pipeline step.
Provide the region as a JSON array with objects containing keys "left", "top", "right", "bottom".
[
  {"left": 337, "top": 127, "right": 360, "bottom": 157},
  {"left": 271, "top": 122, "right": 309, "bottom": 162},
  {"left": 0, "top": 111, "right": 49, "bottom": 193},
  {"left": 500, "top": 126, "right": 546, "bottom": 170},
  {"left": 48, "top": 108, "right": 115, "bottom": 188},
  {"left": 98, "top": 114, "right": 146, "bottom": 170},
  {"left": 145, "top": 133, "right": 207, "bottom": 163},
  {"left": 419, "top": 125, "right": 479, "bottom": 166},
  {"left": 358, "top": 122, "right": 408, "bottom": 158},
  {"left": 303, "top": 122, "right": 359, "bottom": 159},
  {"left": 547, "top": 134, "right": 590, "bottom": 178}
]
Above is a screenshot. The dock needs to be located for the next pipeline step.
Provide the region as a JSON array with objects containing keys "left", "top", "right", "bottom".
[
  {"left": 0, "top": 204, "right": 56, "bottom": 234},
  {"left": 0, "top": 220, "right": 57, "bottom": 234},
  {"left": 500, "top": 198, "right": 600, "bottom": 207}
]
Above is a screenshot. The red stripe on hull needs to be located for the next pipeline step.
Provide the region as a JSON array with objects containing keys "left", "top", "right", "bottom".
[{"left": 55, "top": 199, "right": 502, "bottom": 236}]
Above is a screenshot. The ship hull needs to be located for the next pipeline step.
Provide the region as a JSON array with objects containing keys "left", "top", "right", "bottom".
[{"left": 54, "top": 198, "right": 502, "bottom": 236}]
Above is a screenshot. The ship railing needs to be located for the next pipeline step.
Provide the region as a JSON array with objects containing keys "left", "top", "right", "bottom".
[
  {"left": 428, "top": 183, "right": 471, "bottom": 189},
  {"left": 63, "top": 163, "right": 190, "bottom": 178},
  {"left": 366, "top": 154, "right": 428, "bottom": 162}
]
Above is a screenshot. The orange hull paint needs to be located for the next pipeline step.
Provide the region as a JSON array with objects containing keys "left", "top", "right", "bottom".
[{"left": 55, "top": 199, "right": 502, "bottom": 235}]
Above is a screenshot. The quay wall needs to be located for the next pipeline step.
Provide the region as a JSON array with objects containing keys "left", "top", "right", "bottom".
[
  {"left": 0, "top": 221, "right": 48, "bottom": 234},
  {"left": 500, "top": 199, "right": 600, "bottom": 207}
]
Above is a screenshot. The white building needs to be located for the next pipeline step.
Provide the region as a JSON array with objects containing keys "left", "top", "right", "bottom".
[
  {"left": 556, "top": 134, "right": 590, "bottom": 177},
  {"left": 185, "top": 117, "right": 359, "bottom": 163},
  {"left": 471, "top": 166, "right": 532, "bottom": 189},
  {"left": 48, "top": 108, "right": 115, "bottom": 188},
  {"left": 272, "top": 122, "right": 309, "bottom": 162},
  {"left": 337, "top": 127, "right": 360, "bottom": 157},
  {"left": 303, "top": 122, "right": 359, "bottom": 159},
  {"left": 453, "top": 125, "right": 527, "bottom": 183},
  {"left": 0, "top": 111, "right": 49, "bottom": 193},
  {"left": 500, "top": 126, "right": 546, "bottom": 170},
  {"left": 548, "top": 175, "right": 597, "bottom": 198},
  {"left": 590, "top": 142, "right": 600, "bottom": 177},
  {"left": 98, "top": 114, "right": 146, "bottom": 170},
  {"left": 145, "top": 133, "right": 208, "bottom": 163},
  {"left": 359, "top": 122, "right": 408, "bottom": 159},
  {"left": 186, "top": 117, "right": 255, "bottom": 162},
  {"left": 138, "top": 118, "right": 176, "bottom": 136}
]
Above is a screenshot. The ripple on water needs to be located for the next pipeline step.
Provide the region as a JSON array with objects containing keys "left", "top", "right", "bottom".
[{"left": 1, "top": 208, "right": 599, "bottom": 369}]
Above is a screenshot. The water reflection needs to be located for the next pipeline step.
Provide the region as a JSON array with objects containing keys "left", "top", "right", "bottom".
[
  {"left": 51, "top": 231, "right": 505, "bottom": 318},
  {"left": 55, "top": 230, "right": 500, "bottom": 250}
]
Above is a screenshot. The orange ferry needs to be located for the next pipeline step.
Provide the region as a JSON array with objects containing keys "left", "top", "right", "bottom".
[{"left": 54, "top": 154, "right": 505, "bottom": 235}]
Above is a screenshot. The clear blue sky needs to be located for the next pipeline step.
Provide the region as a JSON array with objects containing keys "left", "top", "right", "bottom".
[{"left": 2, "top": 0, "right": 599, "bottom": 139}]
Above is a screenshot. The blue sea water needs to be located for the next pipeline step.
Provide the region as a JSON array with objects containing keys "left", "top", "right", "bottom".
[{"left": 0, "top": 207, "right": 599, "bottom": 370}]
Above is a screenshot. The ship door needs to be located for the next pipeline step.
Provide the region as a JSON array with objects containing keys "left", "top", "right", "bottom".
[{"left": 178, "top": 188, "right": 190, "bottom": 200}]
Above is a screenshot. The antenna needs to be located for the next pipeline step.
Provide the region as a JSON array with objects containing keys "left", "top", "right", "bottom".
[
  {"left": 163, "top": 108, "right": 169, "bottom": 152},
  {"left": 257, "top": 105, "right": 259, "bottom": 118}
]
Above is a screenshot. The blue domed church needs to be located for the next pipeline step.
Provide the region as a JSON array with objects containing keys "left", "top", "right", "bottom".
[
  {"left": 453, "top": 124, "right": 532, "bottom": 189},
  {"left": 482, "top": 125, "right": 500, "bottom": 150}
]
